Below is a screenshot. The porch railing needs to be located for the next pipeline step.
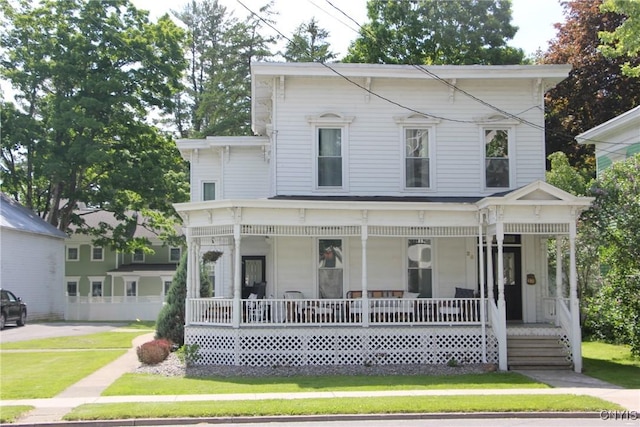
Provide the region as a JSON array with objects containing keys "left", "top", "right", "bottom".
[{"left": 188, "top": 297, "right": 485, "bottom": 327}]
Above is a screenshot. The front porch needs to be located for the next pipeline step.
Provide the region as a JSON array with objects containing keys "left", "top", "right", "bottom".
[{"left": 175, "top": 182, "right": 591, "bottom": 371}]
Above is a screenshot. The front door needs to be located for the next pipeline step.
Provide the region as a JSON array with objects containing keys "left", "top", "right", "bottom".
[
  {"left": 492, "top": 247, "right": 523, "bottom": 321},
  {"left": 241, "top": 256, "right": 265, "bottom": 299}
]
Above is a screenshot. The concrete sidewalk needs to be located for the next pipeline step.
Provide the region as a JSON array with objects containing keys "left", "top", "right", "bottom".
[{"left": 2, "top": 332, "right": 638, "bottom": 425}]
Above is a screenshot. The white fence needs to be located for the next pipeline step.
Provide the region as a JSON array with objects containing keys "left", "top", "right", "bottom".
[
  {"left": 65, "top": 296, "right": 164, "bottom": 321},
  {"left": 189, "top": 297, "right": 485, "bottom": 327}
]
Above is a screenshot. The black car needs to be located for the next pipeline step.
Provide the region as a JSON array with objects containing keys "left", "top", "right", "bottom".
[{"left": 1, "top": 289, "right": 27, "bottom": 330}]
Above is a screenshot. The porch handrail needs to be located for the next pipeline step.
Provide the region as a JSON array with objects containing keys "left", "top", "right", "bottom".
[
  {"left": 189, "top": 297, "right": 485, "bottom": 326},
  {"left": 487, "top": 299, "right": 506, "bottom": 370},
  {"left": 556, "top": 298, "right": 572, "bottom": 341}
]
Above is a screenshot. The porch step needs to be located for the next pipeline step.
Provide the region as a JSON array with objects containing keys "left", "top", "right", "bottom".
[{"left": 507, "top": 335, "right": 572, "bottom": 370}]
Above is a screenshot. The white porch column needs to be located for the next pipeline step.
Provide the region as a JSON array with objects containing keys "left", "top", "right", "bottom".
[
  {"left": 496, "top": 223, "right": 508, "bottom": 371},
  {"left": 569, "top": 221, "right": 582, "bottom": 372},
  {"left": 185, "top": 233, "right": 194, "bottom": 326},
  {"left": 361, "top": 224, "right": 369, "bottom": 328},
  {"left": 478, "top": 220, "right": 487, "bottom": 363},
  {"left": 486, "top": 232, "right": 494, "bottom": 302},
  {"left": 192, "top": 239, "right": 201, "bottom": 298},
  {"left": 232, "top": 224, "right": 242, "bottom": 328},
  {"left": 555, "top": 237, "right": 563, "bottom": 327}
]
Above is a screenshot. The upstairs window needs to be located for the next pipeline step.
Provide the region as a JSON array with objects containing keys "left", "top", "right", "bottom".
[
  {"left": 485, "top": 129, "right": 510, "bottom": 188},
  {"left": 203, "top": 182, "right": 216, "bottom": 201},
  {"left": 66, "top": 246, "right": 79, "bottom": 261},
  {"left": 307, "top": 112, "right": 353, "bottom": 191},
  {"left": 133, "top": 249, "right": 144, "bottom": 263},
  {"left": 91, "top": 246, "right": 103, "bottom": 261},
  {"left": 405, "top": 128, "right": 430, "bottom": 188},
  {"left": 169, "top": 247, "right": 181, "bottom": 262},
  {"left": 318, "top": 128, "right": 342, "bottom": 187}
]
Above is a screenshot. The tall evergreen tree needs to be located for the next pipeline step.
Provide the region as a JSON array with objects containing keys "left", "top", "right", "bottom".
[
  {"left": 170, "top": 0, "right": 275, "bottom": 138},
  {"left": 344, "top": 0, "right": 524, "bottom": 65},
  {"left": 283, "top": 18, "right": 336, "bottom": 62}
]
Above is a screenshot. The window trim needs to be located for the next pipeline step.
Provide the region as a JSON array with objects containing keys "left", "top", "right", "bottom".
[
  {"left": 88, "top": 276, "right": 105, "bottom": 297},
  {"left": 307, "top": 112, "right": 353, "bottom": 193},
  {"left": 124, "top": 277, "right": 138, "bottom": 297},
  {"left": 132, "top": 249, "right": 145, "bottom": 263},
  {"left": 401, "top": 126, "right": 435, "bottom": 191},
  {"left": 395, "top": 115, "right": 439, "bottom": 192},
  {"left": 91, "top": 246, "right": 104, "bottom": 262},
  {"left": 405, "top": 238, "right": 434, "bottom": 298},
  {"left": 482, "top": 127, "right": 515, "bottom": 190},
  {"left": 169, "top": 247, "right": 182, "bottom": 263},
  {"left": 65, "top": 276, "right": 80, "bottom": 296},
  {"left": 476, "top": 116, "right": 518, "bottom": 191},
  {"left": 66, "top": 245, "right": 80, "bottom": 262},
  {"left": 317, "top": 237, "right": 345, "bottom": 299}
]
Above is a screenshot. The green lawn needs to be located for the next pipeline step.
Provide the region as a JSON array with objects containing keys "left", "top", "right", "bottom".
[
  {"left": 64, "top": 394, "right": 619, "bottom": 421},
  {"left": 0, "top": 326, "right": 152, "bottom": 400},
  {"left": 582, "top": 341, "right": 640, "bottom": 388},
  {"left": 0, "top": 406, "right": 34, "bottom": 424},
  {"left": 0, "top": 351, "right": 126, "bottom": 399},
  {"left": 104, "top": 371, "right": 546, "bottom": 396},
  {"left": 0, "top": 331, "right": 151, "bottom": 350}
]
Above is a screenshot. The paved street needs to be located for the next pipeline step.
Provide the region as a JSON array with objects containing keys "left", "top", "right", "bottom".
[{"left": 0, "top": 322, "right": 127, "bottom": 343}]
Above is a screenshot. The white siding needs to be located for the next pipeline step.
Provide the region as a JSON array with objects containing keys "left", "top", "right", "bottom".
[
  {"left": 190, "top": 148, "right": 221, "bottom": 201},
  {"left": 1, "top": 229, "right": 65, "bottom": 320},
  {"left": 224, "top": 147, "right": 270, "bottom": 199},
  {"left": 190, "top": 147, "right": 269, "bottom": 201},
  {"left": 273, "top": 76, "right": 546, "bottom": 197}
]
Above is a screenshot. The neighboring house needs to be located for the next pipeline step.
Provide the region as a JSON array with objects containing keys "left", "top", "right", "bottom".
[
  {"left": 173, "top": 62, "right": 593, "bottom": 372},
  {"left": 576, "top": 105, "right": 640, "bottom": 177},
  {"left": 64, "top": 207, "right": 182, "bottom": 321},
  {"left": 0, "top": 192, "right": 67, "bottom": 321}
]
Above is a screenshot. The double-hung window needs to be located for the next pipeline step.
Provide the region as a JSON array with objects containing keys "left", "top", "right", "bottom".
[
  {"left": 133, "top": 249, "right": 144, "bottom": 263},
  {"left": 405, "top": 128, "right": 430, "bottom": 188},
  {"left": 169, "top": 247, "right": 181, "bottom": 262},
  {"left": 91, "top": 246, "right": 103, "bottom": 261},
  {"left": 395, "top": 115, "right": 439, "bottom": 191},
  {"left": 66, "top": 246, "right": 79, "bottom": 261},
  {"left": 318, "top": 128, "right": 343, "bottom": 187},
  {"left": 308, "top": 112, "right": 353, "bottom": 191},
  {"left": 484, "top": 128, "right": 511, "bottom": 188}
]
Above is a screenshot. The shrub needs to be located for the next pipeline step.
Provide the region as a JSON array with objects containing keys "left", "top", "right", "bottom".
[
  {"left": 156, "top": 251, "right": 211, "bottom": 346},
  {"left": 176, "top": 343, "right": 201, "bottom": 366},
  {"left": 137, "top": 339, "right": 172, "bottom": 365}
]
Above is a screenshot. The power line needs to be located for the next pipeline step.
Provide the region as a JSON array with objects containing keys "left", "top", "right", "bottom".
[
  {"left": 240, "top": 0, "right": 630, "bottom": 157},
  {"left": 322, "top": 0, "right": 634, "bottom": 156}
]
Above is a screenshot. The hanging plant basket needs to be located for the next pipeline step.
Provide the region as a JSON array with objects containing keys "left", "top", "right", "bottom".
[{"left": 202, "top": 250, "right": 223, "bottom": 264}]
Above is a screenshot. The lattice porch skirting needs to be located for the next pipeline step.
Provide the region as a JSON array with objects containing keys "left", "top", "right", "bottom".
[{"left": 186, "top": 326, "right": 498, "bottom": 366}]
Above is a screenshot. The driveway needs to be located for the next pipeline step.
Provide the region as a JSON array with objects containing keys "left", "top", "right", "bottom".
[{"left": 0, "top": 322, "right": 128, "bottom": 343}]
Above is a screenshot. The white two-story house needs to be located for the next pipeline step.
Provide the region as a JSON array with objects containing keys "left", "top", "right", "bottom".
[{"left": 173, "top": 62, "right": 593, "bottom": 371}]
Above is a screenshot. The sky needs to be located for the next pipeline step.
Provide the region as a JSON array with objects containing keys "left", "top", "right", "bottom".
[{"left": 133, "top": 0, "right": 567, "bottom": 59}]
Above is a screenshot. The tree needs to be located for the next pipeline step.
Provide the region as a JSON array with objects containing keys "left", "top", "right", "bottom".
[
  {"left": 0, "top": 0, "right": 189, "bottom": 251},
  {"left": 343, "top": 0, "right": 524, "bottom": 65},
  {"left": 543, "top": 0, "right": 640, "bottom": 172},
  {"left": 170, "top": 0, "right": 275, "bottom": 138},
  {"left": 156, "top": 252, "right": 212, "bottom": 346},
  {"left": 581, "top": 154, "right": 640, "bottom": 355},
  {"left": 545, "top": 152, "right": 600, "bottom": 303},
  {"left": 283, "top": 18, "right": 336, "bottom": 62},
  {"left": 599, "top": 0, "right": 640, "bottom": 77}
]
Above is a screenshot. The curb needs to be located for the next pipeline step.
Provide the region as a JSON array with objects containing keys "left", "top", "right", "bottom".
[{"left": 5, "top": 411, "right": 605, "bottom": 427}]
